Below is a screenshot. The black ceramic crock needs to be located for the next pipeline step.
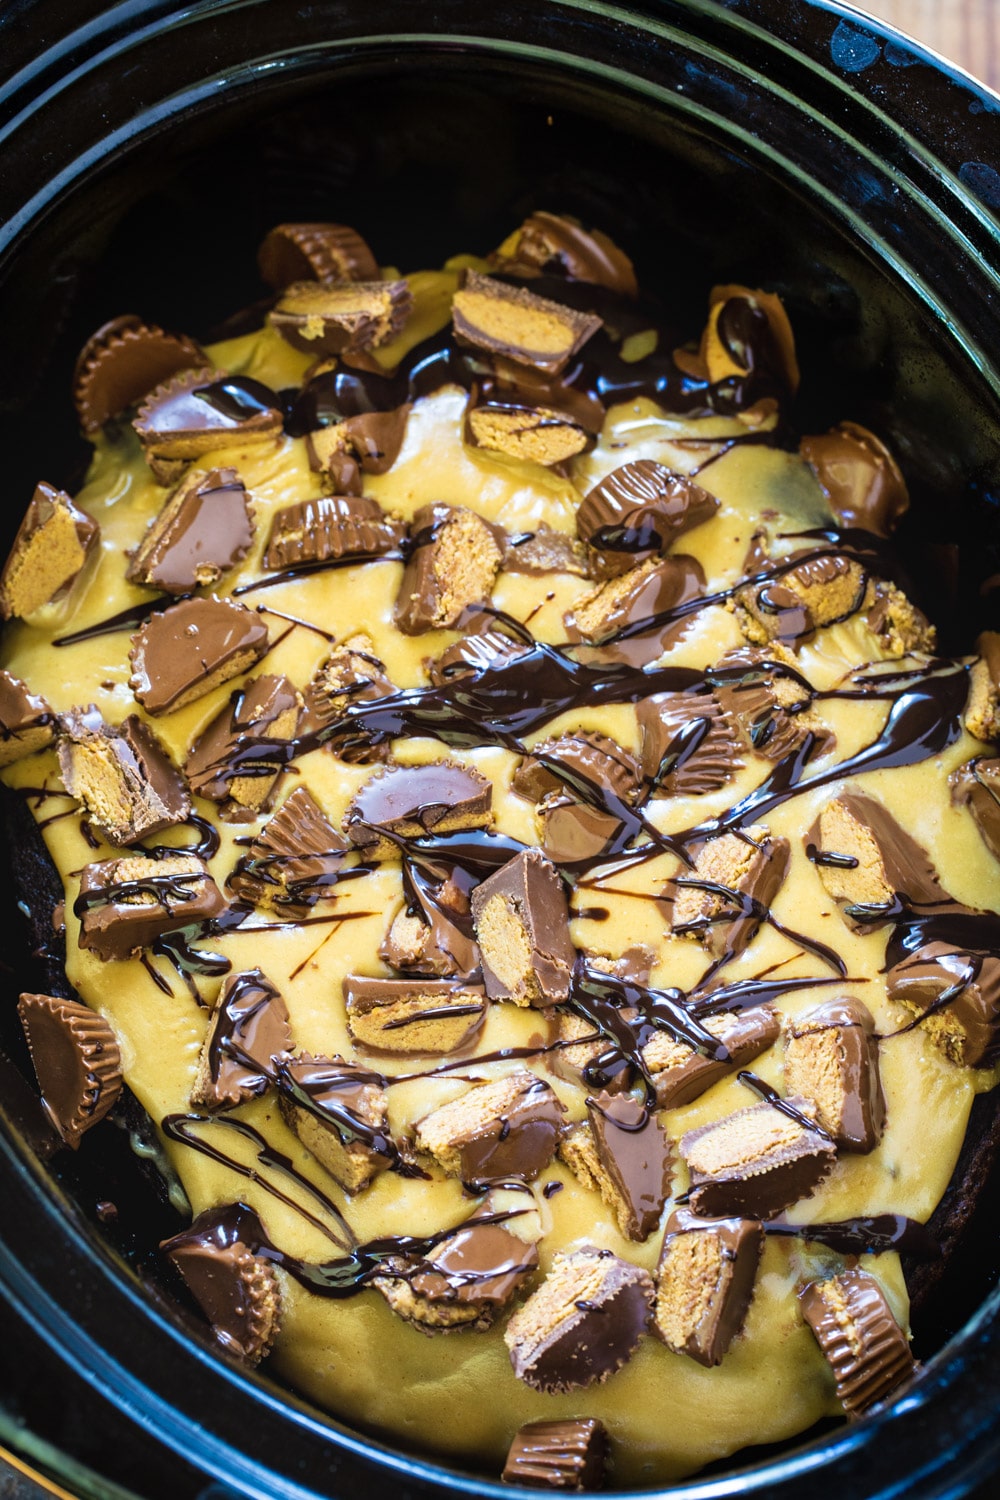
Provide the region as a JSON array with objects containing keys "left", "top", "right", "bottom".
[{"left": 1, "top": 1, "right": 1000, "bottom": 1496}]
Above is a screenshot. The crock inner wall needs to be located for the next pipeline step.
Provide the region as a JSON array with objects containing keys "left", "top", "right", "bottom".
[{"left": 1, "top": 17, "right": 1000, "bottom": 1500}]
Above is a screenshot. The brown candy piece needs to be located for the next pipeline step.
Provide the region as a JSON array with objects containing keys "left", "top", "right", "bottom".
[
  {"left": 373, "top": 1209, "right": 538, "bottom": 1334},
  {"left": 950, "top": 756, "right": 1000, "bottom": 862},
  {"left": 0, "top": 669, "right": 56, "bottom": 767},
  {"left": 563, "top": 555, "right": 705, "bottom": 667},
  {"left": 126, "top": 467, "right": 255, "bottom": 593},
  {"left": 733, "top": 550, "right": 869, "bottom": 646},
  {"left": 226, "top": 785, "right": 349, "bottom": 918},
  {"left": 653, "top": 1207, "right": 763, "bottom": 1367},
  {"left": 466, "top": 401, "right": 591, "bottom": 466},
  {"left": 504, "top": 1245, "right": 653, "bottom": 1394},
  {"left": 669, "top": 827, "right": 789, "bottom": 960},
  {"left": 502, "top": 1418, "right": 608, "bottom": 1491},
  {"left": 885, "top": 941, "right": 1000, "bottom": 1067},
  {"left": 380, "top": 874, "right": 480, "bottom": 982},
  {"left": 263, "top": 494, "right": 405, "bottom": 571},
  {"left": 502, "top": 526, "right": 590, "bottom": 577},
  {"left": 76, "top": 853, "right": 226, "bottom": 963},
  {"left": 128, "top": 597, "right": 269, "bottom": 716},
  {"left": 864, "top": 579, "right": 935, "bottom": 658},
  {"left": 471, "top": 849, "right": 577, "bottom": 1007},
  {"left": 18, "top": 992, "right": 122, "bottom": 1148},
  {"left": 806, "top": 791, "right": 944, "bottom": 923},
  {"left": 394, "top": 503, "right": 504, "bottom": 635},
  {"left": 301, "top": 634, "right": 395, "bottom": 764},
  {"left": 270, "top": 279, "right": 411, "bottom": 355},
  {"left": 415, "top": 1070, "right": 566, "bottom": 1182},
  {"left": 133, "top": 371, "right": 283, "bottom": 485},
  {"left": 637, "top": 690, "right": 740, "bottom": 797},
  {"left": 73, "top": 315, "right": 209, "bottom": 433},
  {"left": 185, "top": 675, "right": 302, "bottom": 822},
  {"left": 257, "top": 221, "right": 379, "bottom": 289},
  {"left": 712, "top": 644, "right": 834, "bottom": 763},
  {"left": 512, "top": 731, "right": 641, "bottom": 805},
  {"left": 191, "top": 969, "right": 291, "bottom": 1111},
  {"left": 576, "top": 460, "right": 719, "bottom": 580},
  {"left": 680, "top": 1096, "right": 836, "bottom": 1219},
  {"left": 680, "top": 284, "right": 799, "bottom": 399},
  {"left": 560, "top": 1093, "right": 672, "bottom": 1241},
  {"left": 0, "top": 482, "right": 99, "bottom": 622},
  {"left": 344, "top": 760, "right": 493, "bottom": 858},
  {"left": 344, "top": 975, "right": 486, "bottom": 1056},
  {"left": 642, "top": 1005, "right": 781, "bottom": 1111},
  {"left": 306, "top": 407, "right": 410, "bottom": 491},
  {"left": 492, "top": 210, "right": 637, "bottom": 297},
  {"left": 427, "top": 630, "right": 531, "bottom": 686},
  {"left": 964, "top": 631, "right": 1000, "bottom": 742},
  {"left": 783, "top": 999, "right": 885, "bottom": 1153},
  {"left": 278, "top": 1054, "right": 394, "bottom": 1193},
  {"left": 452, "top": 271, "right": 602, "bottom": 377},
  {"left": 800, "top": 422, "right": 909, "bottom": 538},
  {"left": 162, "top": 1206, "right": 281, "bottom": 1365},
  {"left": 58, "top": 709, "right": 190, "bottom": 846},
  {"left": 799, "top": 1269, "right": 915, "bottom": 1416}
]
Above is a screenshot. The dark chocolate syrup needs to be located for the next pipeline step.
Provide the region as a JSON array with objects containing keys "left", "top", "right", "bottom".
[
  {"left": 764, "top": 1214, "right": 941, "bottom": 1260},
  {"left": 193, "top": 376, "right": 281, "bottom": 423}
]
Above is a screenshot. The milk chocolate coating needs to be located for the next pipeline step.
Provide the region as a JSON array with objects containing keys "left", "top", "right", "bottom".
[
  {"left": 886, "top": 941, "right": 1000, "bottom": 1067},
  {"left": 271, "top": 279, "right": 412, "bottom": 356},
  {"left": 576, "top": 460, "right": 719, "bottom": 580},
  {"left": 227, "top": 785, "right": 349, "bottom": 918},
  {"left": 162, "top": 1207, "right": 281, "bottom": 1364},
  {"left": 394, "top": 502, "right": 504, "bottom": 635},
  {"left": 417, "top": 1071, "right": 567, "bottom": 1183},
  {"left": 402, "top": 1217, "right": 538, "bottom": 1310},
  {"left": 501, "top": 526, "right": 590, "bottom": 577},
  {"left": 73, "top": 315, "right": 208, "bottom": 433},
  {"left": 344, "top": 761, "right": 492, "bottom": 852},
  {"left": 502, "top": 1417, "right": 608, "bottom": 1490},
  {"left": 681, "top": 1097, "right": 836, "bottom": 1219},
  {"left": 637, "top": 690, "right": 740, "bottom": 797},
  {"left": 512, "top": 732, "right": 640, "bottom": 805},
  {"left": 713, "top": 646, "right": 833, "bottom": 763},
  {"left": 185, "top": 674, "right": 301, "bottom": 816},
  {"left": 129, "top": 597, "right": 269, "bottom": 716},
  {"left": 75, "top": 855, "right": 227, "bottom": 962},
  {"left": 563, "top": 555, "right": 706, "bottom": 667},
  {"left": 493, "top": 209, "right": 637, "bottom": 297},
  {"left": 127, "top": 467, "right": 254, "bottom": 593},
  {"left": 800, "top": 422, "right": 909, "bottom": 538},
  {"left": 587, "top": 1093, "right": 672, "bottom": 1240},
  {"left": 799, "top": 1269, "right": 915, "bottom": 1416},
  {"left": 950, "top": 756, "right": 1000, "bottom": 863},
  {"left": 278, "top": 1054, "right": 395, "bottom": 1191},
  {"left": 193, "top": 969, "right": 291, "bottom": 1111},
  {"left": 380, "top": 875, "right": 481, "bottom": 982},
  {"left": 428, "top": 631, "right": 531, "bottom": 686},
  {"left": 343, "top": 975, "right": 486, "bottom": 1056},
  {"left": 133, "top": 370, "right": 283, "bottom": 466},
  {"left": 669, "top": 831, "right": 790, "bottom": 961},
  {"left": 306, "top": 407, "right": 410, "bottom": 485},
  {"left": 505, "top": 1246, "right": 653, "bottom": 1394},
  {"left": 452, "top": 271, "right": 602, "bottom": 377},
  {"left": 807, "top": 791, "right": 944, "bottom": 919},
  {"left": 471, "top": 849, "right": 577, "bottom": 1006},
  {"left": 58, "top": 709, "right": 190, "bottom": 845},
  {"left": 0, "top": 668, "right": 55, "bottom": 767},
  {"left": 0, "top": 482, "right": 99, "bottom": 621},
  {"left": 654, "top": 1207, "right": 764, "bottom": 1367},
  {"left": 257, "top": 222, "right": 379, "bottom": 289},
  {"left": 263, "top": 494, "right": 405, "bottom": 570},
  {"left": 17, "top": 992, "right": 122, "bottom": 1148},
  {"left": 784, "top": 999, "right": 885, "bottom": 1153},
  {"left": 648, "top": 1005, "right": 781, "bottom": 1111}
]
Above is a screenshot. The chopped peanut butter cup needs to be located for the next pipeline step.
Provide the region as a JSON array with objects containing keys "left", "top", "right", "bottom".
[
  {"left": 577, "top": 460, "right": 719, "bottom": 580},
  {"left": 73, "top": 315, "right": 209, "bottom": 433},
  {"left": 58, "top": 708, "right": 190, "bottom": 845},
  {"left": 0, "top": 482, "right": 99, "bottom": 622},
  {"left": 415, "top": 1070, "right": 566, "bottom": 1182},
  {"left": 492, "top": 209, "right": 637, "bottom": 296},
  {"left": 0, "top": 669, "right": 56, "bottom": 767},
  {"left": 427, "top": 630, "right": 531, "bottom": 686},
  {"left": 344, "top": 760, "right": 493, "bottom": 858},
  {"left": 680, "top": 284, "right": 799, "bottom": 399},
  {"left": 502, "top": 1418, "right": 608, "bottom": 1491},
  {"left": 163, "top": 1206, "right": 281, "bottom": 1365},
  {"left": 18, "top": 992, "right": 122, "bottom": 1148},
  {"left": 504, "top": 1245, "right": 653, "bottom": 1393},
  {"left": 471, "top": 849, "right": 576, "bottom": 1006},
  {"left": 467, "top": 399, "right": 591, "bottom": 466},
  {"left": 301, "top": 634, "right": 395, "bottom": 764},
  {"left": 641, "top": 1004, "right": 780, "bottom": 1111},
  {"left": 680, "top": 1096, "right": 836, "bottom": 1219},
  {"left": 783, "top": 999, "right": 885, "bottom": 1153},
  {"left": 950, "top": 755, "right": 1000, "bottom": 862},
  {"left": 733, "top": 549, "right": 869, "bottom": 646},
  {"left": 512, "top": 731, "right": 641, "bottom": 805},
  {"left": 226, "top": 786, "right": 349, "bottom": 918},
  {"left": 564, "top": 554, "right": 705, "bottom": 667},
  {"left": 452, "top": 271, "right": 602, "bottom": 376},
  {"left": 306, "top": 407, "right": 410, "bottom": 490},
  {"left": 502, "top": 525, "right": 590, "bottom": 576},
  {"left": 965, "top": 631, "right": 1000, "bottom": 742},
  {"left": 270, "top": 279, "right": 412, "bottom": 355},
  {"left": 653, "top": 1207, "right": 763, "bottom": 1367},
  {"left": 886, "top": 941, "right": 1000, "bottom": 1067},
  {"left": 373, "top": 1209, "right": 538, "bottom": 1334},
  {"left": 192, "top": 969, "right": 291, "bottom": 1112},
  {"left": 806, "top": 791, "right": 944, "bottom": 922},
  {"left": 128, "top": 597, "right": 269, "bottom": 716},
  {"left": 637, "top": 689, "right": 740, "bottom": 797},
  {"left": 799, "top": 1269, "right": 915, "bottom": 1416},
  {"left": 133, "top": 371, "right": 283, "bottom": 484},
  {"left": 712, "top": 644, "right": 834, "bottom": 762},
  {"left": 257, "top": 221, "right": 379, "bottom": 289},
  {"left": 344, "top": 975, "right": 486, "bottom": 1056},
  {"left": 185, "top": 674, "right": 302, "bottom": 822},
  {"left": 75, "top": 853, "right": 226, "bottom": 962},
  {"left": 800, "top": 422, "right": 909, "bottom": 538},
  {"left": 127, "top": 467, "right": 254, "bottom": 593},
  {"left": 669, "top": 827, "right": 789, "bottom": 961},
  {"left": 560, "top": 1092, "right": 672, "bottom": 1241},
  {"left": 394, "top": 502, "right": 505, "bottom": 635},
  {"left": 278, "top": 1054, "right": 394, "bottom": 1194}
]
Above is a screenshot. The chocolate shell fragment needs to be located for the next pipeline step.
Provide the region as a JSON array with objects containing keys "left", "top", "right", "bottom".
[
  {"left": 257, "top": 221, "right": 379, "bottom": 289},
  {"left": 637, "top": 690, "right": 740, "bottom": 797},
  {"left": 75, "top": 853, "right": 226, "bottom": 962},
  {"left": 73, "top": 315, "right": 209, "bottom": 433},
  {"left": 227, "top": 786, "right": 349, "bottom": 917},
  {"left": 163, "top": 1208, "right": 282, "bottom": 1364},
  {"left": 133, "top": 370, "right": 283, "bottom": 484},
  {"left": 127, "top": 467, "right": 254, "bottom": 593},
  {"left": 344, "top": 760, "right": 493, "bottom": 857},
  {"left": 783, "top": 999, "right": 885, "bottom": 1152},
  {"left": 471, "top": 849, "right": 576, "bottom": 1006},
  {"left": 185, "top": 674, "right": 302, "bottom": 821},
  {"left": 394, "top": 502, "right": 504, "bottom": 634},
  {"left": 0, "top": 669, "right": 55, "bottom": 767},
  {"left": 128, "top": 597, "right": 269, "bottom": 716},
  {"left": 373, "top": 1212, "right": 538, "bottom": 1334},
  {"left": 807, "top": 792, "right": 943, "bottom": 921},
  {"left": 0, "top": 482, "right": 99, "bottom": 622},
  {"left": 344, "top": 975, "right": 486, "bottom": 1055},
  {"left": 192, "top": 969, "right": 291, "bottom": 1111},
  {"left": 302, "top": 635, "right": 395, "bottom": 763},
  {"left": 17, "top": 992, "right": 122, "bottom": 1148},
  {"left": 799, "top": 1269, "right": 915, "bottom": 1416},
  {"left": 58, "top": 709, "right": 190, "bottom": 845},
  {"left": 452, "top": 271, "right": 602, "bottom": 376},
  {"left": 415, "top": 1070, "right": 566, "bottom": 1182},
  {"left": 712, "top": 645, "right": 833, "bottom": 763},
  {"left": 653, "top": 1208, "right": 763, "bottom": 1367},
  {"left": 270, "top": 279, "right": 412, "bottom": 355},
  {"left": 680, "top": 1097, "right": 836, "bottom": 1219},
  {"left": 502, "top": 1418, "right": 608, "bottom": 1491},
  {"left": 504, "top": 1246, "right": 653, "bottom": 1393},
  {"left": 559, "top": 1092, "right": 672, "bottom": 1241},
  {"left": 641, "top": 1005, "right": 780, "bottom": 1111},
  {"left": 576, "top": 460, "right": 718, "bottom": 580},
  {"left": 264, "top": 494, "right": 405, "bottom": 571},
  {"left": 306, "top": 407, "right": 410, "bottom": 492},
  {"left": 564, "top": 555, "right": 705, "bottom": 667},
  {"left": 800, "top": 422, "right": 909, "bottom": 538},
  {"left": 492, "top": 209, "right": 637, "bottom": 296},
  {"left": 886, "top": 942, "right": 1000, "bottom": 1067},
  {"left": 950, "top": 756, "right": 1000, "bottom": 863},
  {"left": 278, "top": 1054, "right": 394, "bottom": 1193},
  {"left": 669, "top": 827, "right": 789, "bottom": 960}
]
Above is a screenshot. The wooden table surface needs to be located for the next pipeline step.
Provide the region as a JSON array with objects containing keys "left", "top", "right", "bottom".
[{"left": 857, "top": 0, "right": 1000, "bottom": 90}]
